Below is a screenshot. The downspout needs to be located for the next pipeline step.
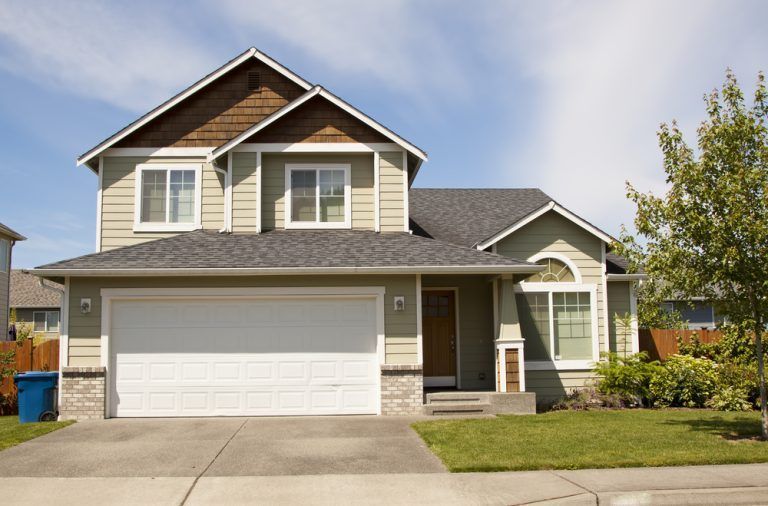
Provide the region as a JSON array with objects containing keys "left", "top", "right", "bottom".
[{"left": 212, "top": 156, "right": 232, "bottom": 233}]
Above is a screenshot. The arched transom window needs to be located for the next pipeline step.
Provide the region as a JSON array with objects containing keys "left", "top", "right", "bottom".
[{"left": 524, "top": 258, "right": 576, "bottom": 283}]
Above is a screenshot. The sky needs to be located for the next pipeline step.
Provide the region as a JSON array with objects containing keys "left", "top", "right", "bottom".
[{"left": 0, "top": 0, "right": 766, "bottom": 268}]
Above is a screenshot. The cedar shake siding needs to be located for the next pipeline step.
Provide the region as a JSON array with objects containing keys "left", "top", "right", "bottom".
[
  {"left": 115, "top": 59, "right": 306, "bottom": 148},
  {"left": 246, "top": 96, "right": 391, "bottom": 144}
]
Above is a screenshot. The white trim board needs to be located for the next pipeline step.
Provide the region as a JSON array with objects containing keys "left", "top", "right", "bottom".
[
  {"left": 233, "top": 142, "right": 401, "bottom": 153},
  {"left": 77, "top": 48, "right": 312, "bottom": 168},
  {"left": 475, "top": 201, "right": 615, "bottom": 250}
]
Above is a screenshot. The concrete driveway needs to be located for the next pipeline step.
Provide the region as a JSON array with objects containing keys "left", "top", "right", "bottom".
[{"left": 0, "top": 416, "right": 446, "bottom": 477}]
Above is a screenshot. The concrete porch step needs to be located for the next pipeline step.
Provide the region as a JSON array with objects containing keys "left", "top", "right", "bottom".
[
  {"left": 423, "top": 403, "right": 493, "bottom": 416},
  {"left": 425, "top": 392, "right": 490, "bottom": 405}
]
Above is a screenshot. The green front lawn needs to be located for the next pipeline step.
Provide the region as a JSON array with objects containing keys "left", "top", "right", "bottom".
[
  {"left": 412, "top": 409, "right": 768, "bottom": 472},
  {"left": 0, "top": 416, "right": 74, "bottom": 451}
]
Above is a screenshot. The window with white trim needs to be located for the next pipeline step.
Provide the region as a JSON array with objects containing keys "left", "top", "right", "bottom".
[
  {"left": 33, "top": 311, "right": 60, "bottom": 333},
  {"left": 0, "top": 238, "right": 8, "bottom": 273},
  {"left": 134, "top": 164, "right": 202, "bottom": 231},
  {"left": 516, "top": 257, "right": 598, "bottom": 368},
  {"left": 285, "top": 164, "right": 351, "bottom": 228}
]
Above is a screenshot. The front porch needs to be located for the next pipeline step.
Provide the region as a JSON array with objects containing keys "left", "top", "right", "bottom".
[{"left": 419, "top": 274, "right": 534, "bottom": 415}]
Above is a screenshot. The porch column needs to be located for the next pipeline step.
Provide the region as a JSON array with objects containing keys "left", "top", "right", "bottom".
[{"left": 496, "top": 278, "right": 526, "bottom": 392}]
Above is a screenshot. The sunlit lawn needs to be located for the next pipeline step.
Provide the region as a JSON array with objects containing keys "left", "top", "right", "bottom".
[
  {"left": 0, "top": 416, "right": 74, "bottom": 451},
  {"left": 412, "top": 409, "right": 768, "bottom": 472}
]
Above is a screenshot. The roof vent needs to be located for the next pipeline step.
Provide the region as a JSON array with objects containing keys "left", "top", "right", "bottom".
[{"left": 247, "top": 71, "right": 261, "bottom": 91}]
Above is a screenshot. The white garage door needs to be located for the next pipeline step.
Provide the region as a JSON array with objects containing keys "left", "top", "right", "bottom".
[{"left": 109, "top": 296, "right": 379, "bottom": 417}]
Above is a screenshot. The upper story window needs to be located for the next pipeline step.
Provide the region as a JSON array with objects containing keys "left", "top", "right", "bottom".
[
  {"left": 285, "top": 164, "right": 351, "bottom": 229},
  {"left": 524, "top": 258, "right": 576, "bottom": 283},
  {"left": 0, "top": 238, "right": 8, "bottom": 273},
  {"left": 133, "top": 164, "right": 202, "bottom": 232}
]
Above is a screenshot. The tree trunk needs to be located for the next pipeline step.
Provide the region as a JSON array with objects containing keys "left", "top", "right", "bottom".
[{"left": 755, "top": 318, "right": 768, "bottom": 440}]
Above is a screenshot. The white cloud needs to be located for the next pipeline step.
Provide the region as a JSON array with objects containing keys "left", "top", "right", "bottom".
[
  {"left": 211, "top": 0, "right": 468, "bottom": 104},
  {"left": 482, "top": 0, "right": 767, "bottom": 235},
  {"left": 0, "top": 1, "right": 219, "bottom": 111}
]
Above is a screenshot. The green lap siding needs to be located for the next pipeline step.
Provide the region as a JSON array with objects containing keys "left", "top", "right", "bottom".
[{"left": 607, "top": 281, "right": 633, "bottom": 355}]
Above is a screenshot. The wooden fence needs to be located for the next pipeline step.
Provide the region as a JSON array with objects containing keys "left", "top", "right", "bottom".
[
  {"left": 0, "top": 339, "right": 59, "bottom": 413},
  {"left": 639, "top": 328, "right": 723, "bottom": 361}
]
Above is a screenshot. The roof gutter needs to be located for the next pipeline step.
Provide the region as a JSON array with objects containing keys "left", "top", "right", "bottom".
[{"left": 29, "top": 264, "right": 545, "bottom": 278}]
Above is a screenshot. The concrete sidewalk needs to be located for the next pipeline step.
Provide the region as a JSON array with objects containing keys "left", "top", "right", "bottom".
[{"left": 2, "top": 463, "right": 767, "bottom": 505}]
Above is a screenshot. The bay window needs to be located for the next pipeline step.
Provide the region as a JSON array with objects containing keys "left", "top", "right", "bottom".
[
  {"left": 285, "top": 164, "right": 351, "bottom": 228},
  {"left": 134, "top": 164, "right": 202, "bottom": 232}
]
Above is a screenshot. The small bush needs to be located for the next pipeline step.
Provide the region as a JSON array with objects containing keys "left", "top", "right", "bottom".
[
  {"left": 649, "top": 355, "right": 718, "bottom": 408},
  {"left": 549, "top": 387, "right": 625, "bottom": 411},
  {"left": 707, "top": 385, "right": 753, "bottom": 411},
  {"left": 593, "top": 352, "right": 661, "bottom": 407}
]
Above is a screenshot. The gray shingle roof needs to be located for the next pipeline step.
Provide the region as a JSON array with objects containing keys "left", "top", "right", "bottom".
[
  {"left": 409, "top": 188, "right": 553, "bottom": 247},
  {"left": 606, "top": 252, "right": 630, "bottom": 274},
  {"left": 34, "top": 229, "right": 537, "bottom": 274},
  {"left": 9, "top": 270, "right": 61, "bottom": 308}
]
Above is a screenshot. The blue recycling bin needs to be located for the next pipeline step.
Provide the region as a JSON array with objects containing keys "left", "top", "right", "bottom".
[{"left": 14, "top": 371, "right": 59, "bottom": 423}]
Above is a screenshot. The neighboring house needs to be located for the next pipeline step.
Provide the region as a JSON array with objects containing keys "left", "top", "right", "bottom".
[
  {"left": 0, "top": 223, "right": 25, "bottom": 340},
  {"left": 9, "top": 270, "right": 62, "bottom": 339},
  {"left": 30, "top": 48, "right": 639, "bottom": 420},
  {"left": 660, "top": 299, "right": 724, "bottom": 330}
]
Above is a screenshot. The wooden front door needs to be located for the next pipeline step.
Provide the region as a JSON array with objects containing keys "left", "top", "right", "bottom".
[{"left": 422, "top": 290, "right": 456, "bottom": 385}]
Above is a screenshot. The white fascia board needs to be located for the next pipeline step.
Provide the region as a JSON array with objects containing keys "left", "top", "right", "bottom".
[
  {"left": 475, "top": 201, "right": 615, "bottom": 250},
  {"left": 208, "top": 87, "right": 322, "bottom": 162},
  {"left": 233, "top": 142, "right": 401, "bottom": 153},
  {"left": 29, "top": 264, "right": 544, "bottom": 278},
  {"left": 103, "top": 147, "right": 214, "bottom": 158},
  {"left": 606, "top": 273, "right": 648, "bottom": 281},
  {"left": 76, "top": 48, "right": 313, "bottom": 168},
  {"left": 317, "top": 89, "right": 427, "bottom": 161}
]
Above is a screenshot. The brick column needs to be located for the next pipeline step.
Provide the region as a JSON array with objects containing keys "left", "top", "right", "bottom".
[
  {"left": 380, "top": 364, "right": 423, "bottom": 415},
  {"left": 59, "top": 367, "right": 106, "bottom": 420}
]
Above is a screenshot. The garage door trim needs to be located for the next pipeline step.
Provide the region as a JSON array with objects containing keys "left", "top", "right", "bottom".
[{"left": 100, "top": 286, "right": 386, "bottom": 418}]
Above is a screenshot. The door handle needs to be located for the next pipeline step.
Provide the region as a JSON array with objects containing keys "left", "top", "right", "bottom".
[{"left": 450, "top": 336, "right": 455, "bottom": 352}]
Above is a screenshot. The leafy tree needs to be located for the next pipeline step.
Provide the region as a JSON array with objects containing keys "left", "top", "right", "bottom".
[{"left": 618, "top": 70, "right": 768, "bottom": 438}]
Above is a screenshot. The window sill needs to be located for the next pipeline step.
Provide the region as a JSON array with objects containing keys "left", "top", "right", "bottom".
[
  {"left": 133, "top": 223, "right": 201, "bottom": 233},
  {"left": 525, "top": 360, "right": 595, "bottom": 371}
]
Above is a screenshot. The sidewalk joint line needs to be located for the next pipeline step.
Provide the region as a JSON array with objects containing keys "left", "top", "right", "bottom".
[
  {"left": 550, "top": 470, "right": 599, "bottom": 504},
  {"left": 180, "top": 418, "right": 248, "bottom": 506}
]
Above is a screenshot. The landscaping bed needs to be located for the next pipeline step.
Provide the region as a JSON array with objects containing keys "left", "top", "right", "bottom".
[
  {"left": 412, "top": 409, "right": 768, "bottom": 472},
  {"left": 0, "top": 416, "right": 74, "bottom": 451}
]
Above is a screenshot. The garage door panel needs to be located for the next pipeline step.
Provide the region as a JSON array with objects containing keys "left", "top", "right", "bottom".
[{"left": 111, "top": 297, "right": 379, "bottom": 417}]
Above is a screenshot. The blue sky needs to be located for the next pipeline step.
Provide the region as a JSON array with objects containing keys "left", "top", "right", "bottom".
[{"left": 0, "top": 0, "right": 766, "bottom": 268}]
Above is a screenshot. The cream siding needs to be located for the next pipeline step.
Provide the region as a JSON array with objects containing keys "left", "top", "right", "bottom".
[
  {"left": 607, "top": 281, "right": 633, "bottom": 356},
  {"left": 0, "top": 270, "right": 7, "bottom": 336},
  {"left": 99, "top": 156, "right": 225, "bottom": 251},
  {"left": 379, "top": 151, "right": 405, "bottom": 232},
  {"left": 66, "top": 275, "right": 417, "bottom": 367},
  {"left": 260, "top": 153, "right": 374, "bottom": 231},
  {"left": 496, "top": 211, "right": 608, "bottom": 356},
  {"left": 232, "top": 152, "right": 257, "bottom": 232},
  {"left": 422, "top": 275, "right": 495, "bottom": 390}
]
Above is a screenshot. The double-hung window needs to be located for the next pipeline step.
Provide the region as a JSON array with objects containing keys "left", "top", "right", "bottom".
[
  {"left": 515, "top": 257, "right": 599, "bottom": 369},
  {"left": 285, "top": 164, "right": 351, "bottom": 228},
  {"left": 134, "top": 164, "right": 202, "bottom": 232},
  {"left": 33, "top": 311, "right": 60, "bottom": 333},
  {"left": 0, "top": 238, "right": 8, "bottom": 273}
]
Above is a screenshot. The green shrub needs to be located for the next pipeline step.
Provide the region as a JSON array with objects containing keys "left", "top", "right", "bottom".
[
  {"left": 549, "top": 387, "right": 625, "bottom": 411},
  {"left": 593, "top": 352, "right": 661, "bottom": 407},
  {"left": 706, "top": 385, "right": 753, "bottom": 411},
  {"left": 649, "top": 355, "right": 718, "bottom": 408}
]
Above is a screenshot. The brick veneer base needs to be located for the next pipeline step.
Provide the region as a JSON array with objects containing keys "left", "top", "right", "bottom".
[
  {"left": 59, "top": 367, "right": 106, "bottom": 421},
  {"left": 380, "top": 364, "right": 423, "bottom": 415}
]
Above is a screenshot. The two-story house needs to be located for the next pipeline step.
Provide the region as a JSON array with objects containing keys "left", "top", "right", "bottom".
[{"left": 32, "top": 48, "right": 640, "bottom": 420}]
